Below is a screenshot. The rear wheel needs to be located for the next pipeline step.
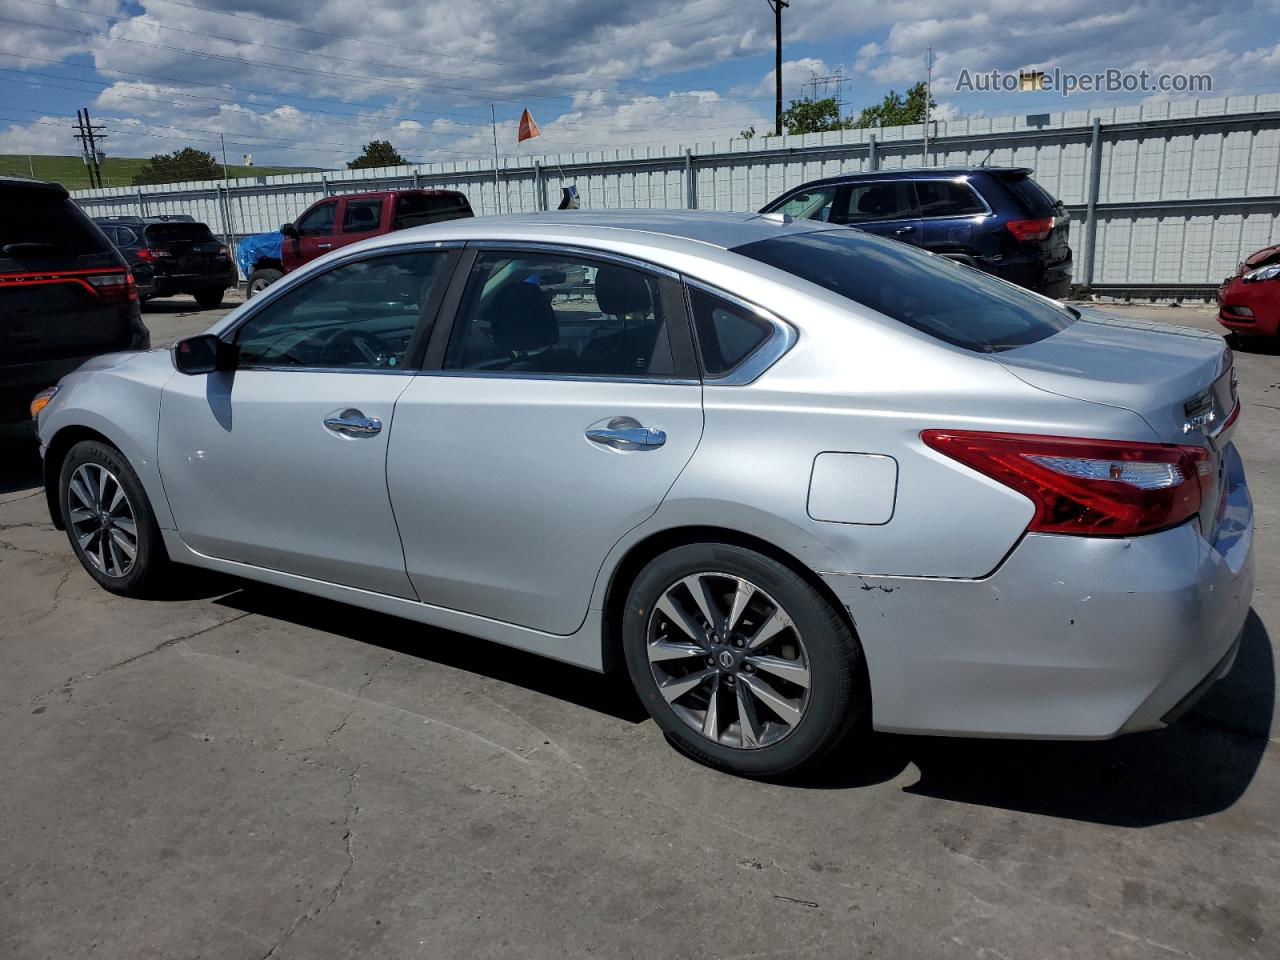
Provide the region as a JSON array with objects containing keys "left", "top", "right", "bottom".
[
  {"left": 59, "top": 440, "right": 171, "bottom": 596},
  {"left": 247, "top": 268, "right": 283, "bottom": 297},
  {"left": 622, "top": 542, "right": 864, "bottom": 777},
  {"left": 193, "top": 288, "right": 225, "bottom": 308}
]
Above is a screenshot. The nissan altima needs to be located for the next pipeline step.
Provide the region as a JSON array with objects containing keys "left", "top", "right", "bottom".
[{"left": 32, "top": 210, "right": 1253, "bottom": 777}]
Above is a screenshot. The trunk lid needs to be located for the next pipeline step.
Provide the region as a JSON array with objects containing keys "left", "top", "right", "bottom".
[{"left": 994, "top": 311, "right": 1239, "bottom": 540}]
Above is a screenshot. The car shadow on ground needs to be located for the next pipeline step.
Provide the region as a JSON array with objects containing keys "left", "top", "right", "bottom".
[
  {"left": 141, "top": 296, "right": 240, "bottom": 315},
  {"left": 215, "top": 580, "right": 1273, "bottom": 827},
  {"left": 214, "top": 584, "right": 651, "bottom": 724}
]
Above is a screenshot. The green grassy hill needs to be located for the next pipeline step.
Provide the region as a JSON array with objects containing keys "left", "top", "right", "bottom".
[{"left": 0, "top": 154, "right": 317, "bottom": 190}]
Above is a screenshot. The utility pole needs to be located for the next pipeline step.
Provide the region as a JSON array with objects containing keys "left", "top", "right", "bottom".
[
  {"left": 73, "top": 108, "right": 107, "bottom": 188},
  {"left": 490, "top": 103, "right": 502, "bottom": 215},
  {"left": 767, "top": 0, "right": 789, "bottom": 136},
  {"left": 922, "top": 47, "right": 933, "bottom": 167}
]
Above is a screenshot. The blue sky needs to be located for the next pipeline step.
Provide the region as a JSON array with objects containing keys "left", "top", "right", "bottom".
[{"left": 1, "top": 0, "right": 1278, "bottom": 171}]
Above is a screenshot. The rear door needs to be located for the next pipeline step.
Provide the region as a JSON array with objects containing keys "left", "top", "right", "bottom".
[
  {"left": 916, "top": 178, "right": 992, "bottom": 256},
  {"left": 283, "top": 199, "right": 340, "bottom": 271},
  {"left": 841, "top": 180, "right": 923, "bottom": 245},
  {"left": 387, "top": 246, "right": 704, "bottom": 635},
  {"left": 333, "top": 195, "right": 386, "bottom": 253}
]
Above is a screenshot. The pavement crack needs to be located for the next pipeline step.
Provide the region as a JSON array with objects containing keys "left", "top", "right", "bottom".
[
  {"left": 259, "top": 762, "right": 364, "bottom": 960},
  {"left": 28, "top": 612, "right": 253, "bottom": 706},
  {"left": 324, "top": 654, "right": 394, "bottom": 748}
]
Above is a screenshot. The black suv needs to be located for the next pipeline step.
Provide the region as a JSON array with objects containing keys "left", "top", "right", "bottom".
[
  {"left": 95, "top": 215, "right": 236, "bottom": 308},
  {"left": 761, "top": 167, "right": 1073, "bottom": 298},
  {"left": 1, "top": 178, "right": 150, "bottom": 424}
]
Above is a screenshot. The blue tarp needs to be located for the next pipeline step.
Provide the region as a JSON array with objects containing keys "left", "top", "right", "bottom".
[{"left": 235, "top": 231, "right": 282, "bottom": 279}]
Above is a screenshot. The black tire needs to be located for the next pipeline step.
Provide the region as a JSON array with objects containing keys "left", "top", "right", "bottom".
[
  {"left": 247, "top": 268, "right": 283, "bottom": 297},
  {"left": 59, "top": 440, "right": 171, "bottom": 597},
  {"left": 622, "top": 542, "right": 864, "bottom": 777},
  {"left": 194, "top": 288, "right": 225, "bottom": 309}
]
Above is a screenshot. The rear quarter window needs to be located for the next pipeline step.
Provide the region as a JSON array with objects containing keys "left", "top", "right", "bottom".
[
  {"left": 733, "top": 230, "right": 1074, "bottom": 353},
  {"left": 2, "top": 191, "right": 112, "bottom": 267},
  {"left": 999, "top": 174, "right": 1058, "bottom": 216},
  {"left": 394, "top": 192, "right": 472, "bottom": 229}
]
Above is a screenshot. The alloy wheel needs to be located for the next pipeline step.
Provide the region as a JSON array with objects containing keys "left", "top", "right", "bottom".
[
  {"left": 646, "top": 572, "right": 811, "bottom": 749},
  {"left": 68, "top": 463, "right": 139, "bottom": 579}
]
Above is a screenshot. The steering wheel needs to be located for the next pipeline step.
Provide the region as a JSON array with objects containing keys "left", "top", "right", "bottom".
[{"left": 315, "top": 327, "right": 388, "bottom": 367}]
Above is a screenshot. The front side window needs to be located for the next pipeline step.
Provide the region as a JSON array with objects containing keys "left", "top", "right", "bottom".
[
  {"left": 342, "top": 198, "right": 384, "bottom": 233},
  {"left": 444, "top": 252, "right": 675, "bottom": 377},
  {"left": 296, "top": 201, "right": 337, "bottom": 236},
  {"left": 774, "top": 187, "right": 838, "bottom": 222},
  {"left": 915, "top": 180, "right": 987, "bottom": 218},
  {"left": 687, "top": 287, "right": 773, "bottom": 376},
  {"left": 844, "top": 182, "right": 916, "bottom": 223},
  {"left": 733, "top": 229, "right": 1074, "bottom": 353},
  {"left": 234, "top": 251, "right": 449, "bottom": 369}
]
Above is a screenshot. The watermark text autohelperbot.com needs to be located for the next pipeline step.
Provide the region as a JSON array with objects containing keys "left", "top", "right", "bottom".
[{"left": 956, "top": 68, "right": 1213, "bottom": 97}]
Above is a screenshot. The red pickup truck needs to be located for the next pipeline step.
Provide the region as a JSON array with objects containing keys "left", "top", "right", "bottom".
[{"left": 246, "top": 188, "right": 473, "bottom": 295}]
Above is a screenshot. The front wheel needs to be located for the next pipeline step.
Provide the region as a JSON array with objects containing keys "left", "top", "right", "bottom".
[
  {"left": 622, "top": 543, "right": 865, "bottom": 777},
  {"left": 247, "top": 268, "right": 283, "bottom": 297},
  {"left": 59, "top": 440, "right": 171, "bottom": 596}
]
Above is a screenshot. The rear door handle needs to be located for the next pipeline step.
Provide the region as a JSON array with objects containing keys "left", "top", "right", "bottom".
[
  {"left": 317, "top": 243, "right": 332, "bottom": 249},
  {"left": 586, "top": 416, "right": 666, "bottom": 451},
  {"left": 893, "top": 226, "right": 915, "bottom": 235},
  {"left": 324, "top": 410, "right": 382, "bottom": 437}
]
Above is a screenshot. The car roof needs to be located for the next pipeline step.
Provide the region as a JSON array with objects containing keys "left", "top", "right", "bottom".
[
  {"left": 327, "top": 188, "right": 466, "bottom": 201},
  {"left": 0, "top": 176, "right": 69, "bottom": 197},
  {"left": 785, "top": 166, "right": 1033, "bottom": 189},
  {"left": 373, "top": 209, "right": 846, "bottom": 253}
]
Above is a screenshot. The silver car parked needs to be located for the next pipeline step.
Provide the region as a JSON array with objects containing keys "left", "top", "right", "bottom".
[{"left": 34, "top": 211, "right": 1254, "bottom": 776}]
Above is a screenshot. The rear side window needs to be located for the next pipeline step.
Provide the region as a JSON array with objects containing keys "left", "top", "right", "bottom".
[
  {"left": 733, "top": 230, "right": 1074, "bottom": 353},
  {"left": 1, "top": 191, "right": 111, "bottom": 261},
  {"left": 342, "top": 198, "right": 384, "bottom": 233},
  {"left": 687, "top": 287, "right": 772, "bottom": 376},
  {"left": 915, "top": 180, "right": 987, "bottom": 218},
  {"left": 843, "top": 181, "right": 916, "bottom": 223},
  {"left": 144, "top": 223, "right": 216, "bottom": 243},
  {"left": 394, "top": 192, "right": 472, "bottom": 229},
  {"left": 1000, "top": 173, "right": 1058, "bottom": 216}
]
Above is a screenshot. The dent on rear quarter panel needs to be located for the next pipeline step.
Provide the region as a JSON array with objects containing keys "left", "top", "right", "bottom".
[{"left": 41, "top": 351, "right": 176, "bottom": 530}]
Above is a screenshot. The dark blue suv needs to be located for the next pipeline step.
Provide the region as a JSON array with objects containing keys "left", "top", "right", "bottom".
[{"left": 760, "top": 167, "right": 1072, "bottom": 298}]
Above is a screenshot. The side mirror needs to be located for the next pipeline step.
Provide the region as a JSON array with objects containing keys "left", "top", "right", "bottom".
[
  {"left": 281, "top": 222, "right": 300, "bottom": 239},
  {"left": 172, "top": 334, "right": 237, "bottom": 375}
]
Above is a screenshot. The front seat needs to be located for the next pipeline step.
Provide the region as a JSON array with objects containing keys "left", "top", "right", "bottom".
[
  {"left": 486, "top": 283, "right": 576, "bottom": 372},
  {"left": 856, "top": 185, "right": 897, "bottom": 219},
  {"left": 579, "top": 267, "right": 663, "bottom": 374}
]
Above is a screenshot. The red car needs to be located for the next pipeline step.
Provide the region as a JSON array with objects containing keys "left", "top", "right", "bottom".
[
  {"left": 1217, "top": 243, "right": 1280, "bottom": 340},
  {"left": 246, "top": 189, "right": 473, "bottom": 294}
]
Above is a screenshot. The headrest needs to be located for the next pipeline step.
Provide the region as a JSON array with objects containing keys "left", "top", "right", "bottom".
[
  {"left": 858, "top": 185, "right": 895, "bottom": 215},
  {"left": 487, "top": 282, "right": 558, "bottom": 353},
  {"left": 596, "top": 266, "right": 653, "bottom": 317}
]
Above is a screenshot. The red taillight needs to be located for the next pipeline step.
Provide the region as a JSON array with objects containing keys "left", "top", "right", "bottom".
[
  {"left": 922, "top": 430, "right": 1214, "bottom": 536},
  {"left": 86, "top": 270, "right": 138, "bottom": 304},
  {"left": 135, "top": 248, "right": 170, "bottom": 262},
  {"left": 1007, "top": 216, "right": 1054, "bottom": 243}
]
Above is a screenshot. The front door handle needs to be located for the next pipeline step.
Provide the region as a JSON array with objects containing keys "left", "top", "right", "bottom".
[
  {"left": 893, "top": 226, "right": 915, "bottom": 235},
  {"left": 317, "top": 243, "right": 333, "bottom": 249},
  {"left": 586, "top": 416, "right": 666, "bottom": 451},
  {"left": 324, "top": 410, "right": 382, "bottom": 437}
]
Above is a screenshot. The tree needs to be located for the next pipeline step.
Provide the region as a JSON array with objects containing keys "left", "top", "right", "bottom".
[
  {"left": 131, "top": 147, "right": 221, "bottom": 185},
  {"left": 348, "top": 140, "right": 406, "bottom": 170},
  {"left": 779, "top": 96, "right": 846, "bottom": 135},
  {"left": 850, "top": 82, "right": 936, "bottom": 129}
]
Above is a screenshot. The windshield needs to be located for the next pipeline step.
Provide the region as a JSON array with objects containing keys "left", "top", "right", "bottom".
[{"left": 733, "top": 229, "right": 1076, "bottom": 353}]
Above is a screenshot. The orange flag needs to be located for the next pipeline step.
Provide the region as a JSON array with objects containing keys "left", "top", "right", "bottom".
[{"left": 517, "top": 108, "right": 541, "bottom": 144}]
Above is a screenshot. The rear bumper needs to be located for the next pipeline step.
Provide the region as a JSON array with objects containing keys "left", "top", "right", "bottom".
[
  {"left": 823, "top": 444, "right": 1254, "bottom": 738},
  {"left": 989, "top": 252, "right": 1073, "bottom": 299},
  {"left": 149, "top": 264, "right": 236, "bottom": 297},
  {"left": 0, "top": 355, "right": 101, "bottom": 422}
]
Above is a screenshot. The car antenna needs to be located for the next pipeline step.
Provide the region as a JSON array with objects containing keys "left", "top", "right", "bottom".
[{"left": 979, "top": 148, "right": 995, "bottom": 167}]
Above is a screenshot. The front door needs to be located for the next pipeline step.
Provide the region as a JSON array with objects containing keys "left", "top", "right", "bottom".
[
  {"left": 387, "top": 248, "right": 705, "bottom": 635},
  {"left": 840, "top": 180, "right": 923, "bottom": 245},
  {"left": 283, "top": 198, "right": 340, "bottom": 272},
  {"left": 159, "top": 248, "right": 457, "bottom": 596}
]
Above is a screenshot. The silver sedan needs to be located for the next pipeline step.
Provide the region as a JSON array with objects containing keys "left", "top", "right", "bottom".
[{"left": 33, "top": 210, "right": 1254, "bottom": 776}]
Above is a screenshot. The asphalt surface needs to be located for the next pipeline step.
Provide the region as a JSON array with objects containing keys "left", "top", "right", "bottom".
[{"left": 2, "top": 295, "right": 1278, "bottom": 959}]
